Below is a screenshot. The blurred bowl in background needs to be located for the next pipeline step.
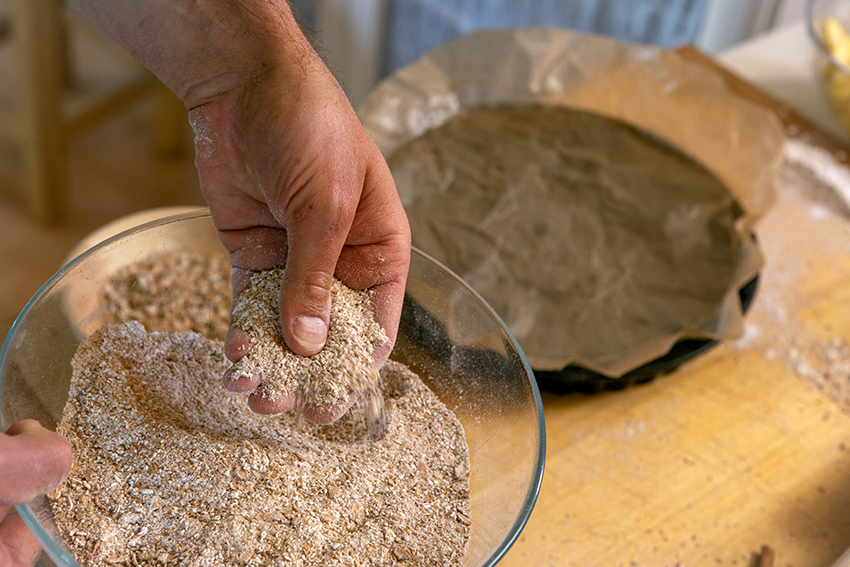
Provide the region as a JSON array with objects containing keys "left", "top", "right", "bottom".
[
  {"left": 807, "top": 0, "right": 850, "bottom": 73},
  {"left": 807, "top": 0, "right": 850, "bottom": 71},
  {"left": 806, "top": 0, "right": 850, "bottom": 133},
  {"left": 0, "top": 210, "right": 545, "bottom": 567},
  {"left": 62, "top": 206, "right": 207, "bottom": 266}
]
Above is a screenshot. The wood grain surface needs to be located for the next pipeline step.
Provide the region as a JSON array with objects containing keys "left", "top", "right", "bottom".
[{"left": 495, "top": 47, "right": 850, "bottom": 567}]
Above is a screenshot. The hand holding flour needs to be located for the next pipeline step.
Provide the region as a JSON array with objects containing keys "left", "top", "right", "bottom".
[{"left": 70, "top": 0, "right": 411, "bottom": 423}]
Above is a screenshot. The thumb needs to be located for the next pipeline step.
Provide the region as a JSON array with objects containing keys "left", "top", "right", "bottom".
[
  {"left": 277, "top": 188, "right": 355, "bottom": 357},
  {"left": 0, "top": 420, "right": 72, "bottom": 507}
]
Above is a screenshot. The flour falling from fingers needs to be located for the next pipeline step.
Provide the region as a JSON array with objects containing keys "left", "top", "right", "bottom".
[{"left": 229, "top": 268, "right": 388, "bottom": 436}]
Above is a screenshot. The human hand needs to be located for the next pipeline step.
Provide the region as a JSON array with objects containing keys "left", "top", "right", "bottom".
[
  {"left": 68, "top": 0, "right": 411, "bottom": 424},
  {"left": 188, "top": 15, "right": 410, "bottom": 424},
  {"left": 0, "top": 420, "right": 72, "bottom": 567}
]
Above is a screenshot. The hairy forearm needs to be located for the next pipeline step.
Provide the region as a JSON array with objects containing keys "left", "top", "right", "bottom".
[{"left": 70, "top": 0, "right": 317, "bottom": 108}]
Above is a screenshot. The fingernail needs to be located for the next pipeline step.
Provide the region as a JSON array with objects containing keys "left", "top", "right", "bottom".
[{"left": 293, "top": 315, "right": 327, "bottom": 352}]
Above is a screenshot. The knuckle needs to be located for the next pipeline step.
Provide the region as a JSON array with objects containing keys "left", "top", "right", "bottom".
[
  {"left": 298, "top": 271, "right": 334, "bottom": 303},
  {"left": 286, "top": 270, "right": 333, "bottom": 309}
]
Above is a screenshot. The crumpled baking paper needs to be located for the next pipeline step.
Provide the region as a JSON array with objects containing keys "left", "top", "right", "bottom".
[{"left": 358, "top": 28, "right": 784, "bottom": 378}]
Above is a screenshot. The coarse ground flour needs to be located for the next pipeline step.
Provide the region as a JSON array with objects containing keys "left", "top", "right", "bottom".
[
  {"left": 101, "top": 250, "right": 232, "bottom": 341},
  {"left": 48, "top": 322, "right": 471, "bottom": 567},
  {"left": 229, "top": 269, "right": 387, "bottom": 433}
]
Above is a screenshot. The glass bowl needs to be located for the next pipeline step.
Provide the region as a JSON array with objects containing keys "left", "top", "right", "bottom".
[
  {"left": 806, "top": 0, "right": 850, "bottom": 134},
  {"left": 807, "top": 0, "right": 850, "bottom": 74},
  {"left": 0, "top": 210, "right": 545, "bottom": 567}
]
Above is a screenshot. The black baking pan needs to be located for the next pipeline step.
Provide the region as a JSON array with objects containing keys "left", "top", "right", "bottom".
[
  {"left": 397, "top": 273, "right": 758, "bottom": 396},
  {"left": 533, "top": 274, "right": 759, "bottom": 394}
]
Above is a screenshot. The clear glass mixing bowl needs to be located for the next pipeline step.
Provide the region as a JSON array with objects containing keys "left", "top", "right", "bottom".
[
  {"left": 807, "top": 0, "right": 850, "bottom": 75},
  {"left": 0, "top": 210, "right": 545, "bottom": 567}
]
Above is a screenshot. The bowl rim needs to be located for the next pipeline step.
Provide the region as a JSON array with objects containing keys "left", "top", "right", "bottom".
[
  {"left": 405, "top": 248, "right": 546, "bottom": 566},
  {"left": 2, "top": 209, "right": 546, "bottom": 567},
  {"left": 806, "top": 0, "right": 850, "bottom": 76}
]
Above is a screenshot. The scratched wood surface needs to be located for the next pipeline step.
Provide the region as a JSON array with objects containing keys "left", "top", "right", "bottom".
[{"left": 496, "top": 48, "right": 850, "bottom": 567}]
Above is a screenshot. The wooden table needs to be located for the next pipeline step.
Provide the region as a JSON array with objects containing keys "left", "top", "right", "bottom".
[{"left": 497, "top": 49, "right": 850, "bottom": 567}]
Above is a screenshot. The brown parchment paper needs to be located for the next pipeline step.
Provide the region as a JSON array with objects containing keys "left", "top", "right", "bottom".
[{"left": 358, "top": 28, "right": 784, "bottom": 378}]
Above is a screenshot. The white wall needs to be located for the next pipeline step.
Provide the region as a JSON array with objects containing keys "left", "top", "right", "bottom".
[
  {"left": 774, "top": 0, "right": 808, "bottom": 26},
  {"left": 696, "top": 0, "right": 805, "bottom": 54}
]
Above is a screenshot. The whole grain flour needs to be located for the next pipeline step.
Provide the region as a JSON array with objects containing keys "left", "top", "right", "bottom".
[
  {"left": 48, "top": 322, "right": 471, "bottom": 567},
  {"left": 229, "top": 269, "right": 387, "bottom": 428},
  {"left": 101, "top": 250, "right": 231, "bottom": 341}
]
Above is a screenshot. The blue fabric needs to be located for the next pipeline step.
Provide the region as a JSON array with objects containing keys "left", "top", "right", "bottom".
[
  {"left": 382, "top": 0, "right": 707, "bottom": 76},
  {"left": 290, "top": 1, "right": 318, "bottom": 32}
]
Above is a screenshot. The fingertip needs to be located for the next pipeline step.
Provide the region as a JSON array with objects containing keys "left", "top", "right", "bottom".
[
  {"left": 6, "top": 421, "right": 71, "bottom": 474},
  {"left": 1, "top": 421, "right": 72, "bottom": 504},
  {"left": 55, "top": 434, "right": 73, "bottom": 479},
  {"left": 40, "top": 427, "right": 73, "bottom": 488},
  {"left": 247, "top": 389, "right": 296, "bottom": 416},
  {"left": 301, "top": 391, "right": 357, "bottom": 425},
  {"left": 223, "top": 367, "right": 261, "bottom": 393},
  {"left": 224, "top": 326, "right": 253, "bottom": 363}
]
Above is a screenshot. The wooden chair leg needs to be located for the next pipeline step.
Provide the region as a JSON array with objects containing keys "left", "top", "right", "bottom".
[{"left": 13, "top": 0, "right": 66, "bottom": 223}]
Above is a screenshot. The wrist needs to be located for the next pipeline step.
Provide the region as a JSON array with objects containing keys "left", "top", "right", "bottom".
[{"left": 178, "top": 0, "right": 323, "bottom": 109}]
